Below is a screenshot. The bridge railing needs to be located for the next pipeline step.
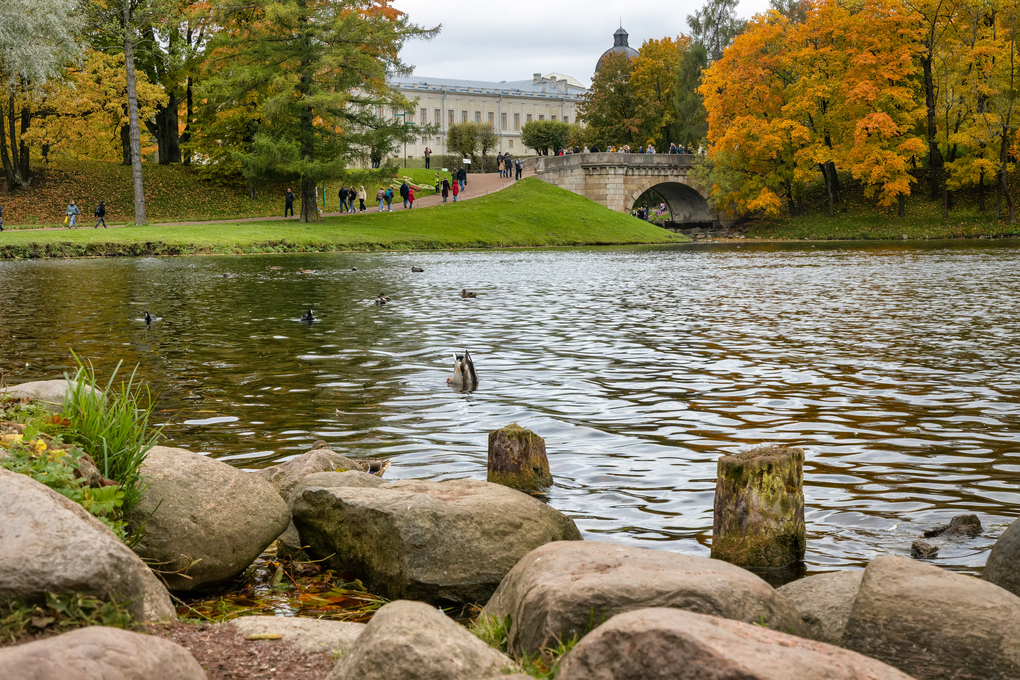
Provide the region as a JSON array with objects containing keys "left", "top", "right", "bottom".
[{"left": 528, "top": 152, "right": 699, "bottom": 173}]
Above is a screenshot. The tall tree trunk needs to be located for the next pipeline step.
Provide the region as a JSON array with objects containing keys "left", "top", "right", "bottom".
[
  {"left": 181, "top": 77, "right": 193, "bottom": 166},
  {"left": 898, "top": 194, "right": 905, "bottom": 219},
  {"left": 1003, "top": 167, "right": 1015, "bottom": 224},
  {"left": 123, "top": 7, "right": 147, "bottom": 226},
  {"left": 922, "top": 56, "right": 942, "bottom": 200},
  {"left": 820, "top": 164, "right": 835, "bottom": 217},
  {"left": 297, "top": 0, "right": 318, "bottom": 223},
  {"left": 0, "top": 95, "right": 28, "bottom": 188},
  {"left": 0, "top": 96, "right": 18, "bottom": 187},
  {"left": 147, "top": 99, "right": 182, "bottom": 165},
  {"left": 979, "top": 171, "right": 986, "bottom": 211},
  {"left": 18, "top": 105, "right": 30, "bottom": 181}
]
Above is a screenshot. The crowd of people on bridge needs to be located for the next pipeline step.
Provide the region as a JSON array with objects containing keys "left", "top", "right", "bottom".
[{"left": 548, "top": 143, "right": 705, "bottom": 156}]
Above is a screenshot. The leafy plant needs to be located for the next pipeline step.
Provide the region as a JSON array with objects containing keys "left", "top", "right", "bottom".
[
  {"left": 62, "top": 354, "right": 161, "bottom": 517},
  {"left": 470, "top": 614, "right": 581, "bottom": 679},
  {"left": 0, "top": 592, "right": 135, "bottom": 644}
]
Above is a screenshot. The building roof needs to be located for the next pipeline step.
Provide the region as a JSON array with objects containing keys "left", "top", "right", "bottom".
[
  {"left": 388, "top": 75, "right": 587, "bottom": 99},
  {"left": 597, "top": 27, "right": 638, "bottom": 72}
]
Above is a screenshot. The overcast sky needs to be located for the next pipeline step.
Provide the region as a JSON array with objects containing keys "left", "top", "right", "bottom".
[{"left": 391, "top": 0, "right": 773, "bottom": 87}]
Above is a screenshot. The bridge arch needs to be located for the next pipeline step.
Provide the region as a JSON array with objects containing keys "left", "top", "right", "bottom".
[{"left": 629, "top": 181, "right": 714, "bottom": 224}]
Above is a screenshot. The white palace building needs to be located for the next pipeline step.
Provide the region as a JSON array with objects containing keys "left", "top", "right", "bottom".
[{"left": 385, "top": 72, "right": 588, "bottom": 161}]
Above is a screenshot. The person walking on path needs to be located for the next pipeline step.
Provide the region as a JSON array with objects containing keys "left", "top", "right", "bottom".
[
  {"left": 357, "top": 186, "right": 367, "bottom": 212},
  {"left": 285, "top": 189, "right": 295, "bottom": 217},
  {"left": 407, "top": 185, "right": 415, "bottom": 209},
  {"left": 457, "top": 166, "right": 467, "bottom": 191},
  {"left": 497, "top": 153, "right": 504, "bottom": 177},
  {"left": 94, "top": 201, "right": 108, "bottom": 228},
  {"left": 503, "top": 154, "right": 512, "bottom": 179},
  {"left": 0, "top": 203, "right": 4, "bottom": 232},
  {"left": 339, "top": 186, "right": 348, "bottom": 213},
  {"left": 424, "top": 146, "right": 432, "bottom": 169},
  {"left": 399, "top": 180, "right": 410, "bottom": 208},
  {"left": 376, "top": 187, "right": 386, "bottom": 212},
  {"left": 347, "top": 187, "right": 357, "bottom": 213},
  {"left": 66, "top": 200, "right": 81, "bottom": 229},
  {"left": 515, "top": 158, "right": 523, "bottom": 180},
  {"left": 384, "top": 186, "right": 394, "bottom": 211},
  {"left": 441, "top": 177, "right": 450, "bottom": 202},
  {"left": 452, "top": 179, "right": 459, "bottom": 202}
]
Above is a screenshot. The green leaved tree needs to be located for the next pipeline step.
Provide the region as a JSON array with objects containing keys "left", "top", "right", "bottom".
[{"left": 201, "top": 0, "right": 437, "bottom": 222}]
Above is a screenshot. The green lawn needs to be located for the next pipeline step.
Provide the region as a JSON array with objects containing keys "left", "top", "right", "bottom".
[{"left": 0, "top": 178, "right": 685, "bottom": 258}]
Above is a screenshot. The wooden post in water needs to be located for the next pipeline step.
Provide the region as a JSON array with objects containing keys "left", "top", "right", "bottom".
[
  {"left": 487, "top": 423, "right": 553, "bottom": 493},
  {"left": 711, "top": 445, "right": 806, "bottom": 569}
]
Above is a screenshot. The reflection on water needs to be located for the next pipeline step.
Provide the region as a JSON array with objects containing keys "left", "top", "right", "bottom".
[{"left": 2, "top": 241, "right": 1019, "bottom": 576}]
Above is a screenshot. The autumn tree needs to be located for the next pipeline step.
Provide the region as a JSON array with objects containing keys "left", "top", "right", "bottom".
[
  {"left": 201, "top": 0, "right": 436, "bottom": 222},
  {"left": 630, "top": 36, "right": 687, "bottom": 148},
  {"left": 674, "top": 41, "right": 710, "bottom": 149},
  {"left": 578, "top": 51, "right": 637, "bottom": 148},
  {"left": 687, "top": 0, "right": 747, "bottom": 62},
  {"left": 0, "top": 0, "right": 81, "bottom": 188}
]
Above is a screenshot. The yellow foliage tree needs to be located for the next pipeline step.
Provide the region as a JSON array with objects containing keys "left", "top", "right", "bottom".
[{"left": 630, "top": 36, "right": 689, "bottom": 149}]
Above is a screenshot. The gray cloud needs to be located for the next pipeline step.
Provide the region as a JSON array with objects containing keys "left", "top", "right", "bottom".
[{"left": 393, "top": 0, "right": 773, "bottom": 87}]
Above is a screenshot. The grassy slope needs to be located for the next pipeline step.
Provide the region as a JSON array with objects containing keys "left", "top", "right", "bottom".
[
  {"left": 0, "top": 178, "right": 684, "bottom": 258},
  {"left": 744, "top": 178, "right": 1020, "bottom": 241}
]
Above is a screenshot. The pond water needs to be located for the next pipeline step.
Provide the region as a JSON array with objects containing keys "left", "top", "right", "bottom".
[{"left": 2, "top": 241, "right": 1019, "bottom": 577}]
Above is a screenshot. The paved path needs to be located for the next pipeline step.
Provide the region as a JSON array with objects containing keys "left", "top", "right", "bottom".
[{"left": 8, "top": 171, "right": 533, "bottom": 232}]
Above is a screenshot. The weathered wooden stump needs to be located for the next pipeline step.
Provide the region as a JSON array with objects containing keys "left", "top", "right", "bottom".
[
  {"left": 711, "top": 444, "right": 805, "bottom": 569},
  {"left": 487, "top": 424, "right": 553, "bottom": 492}
]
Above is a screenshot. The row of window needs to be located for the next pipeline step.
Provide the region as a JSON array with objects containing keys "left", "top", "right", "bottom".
[
  {"left": 419, "top": 108, "right": 567, "bottom": 130},
  {"left": 419, "top": 137, "right": 517, "bottom": 148}
]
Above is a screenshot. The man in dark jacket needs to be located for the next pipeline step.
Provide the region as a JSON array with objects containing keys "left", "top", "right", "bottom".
[
  {"left": 285, "top": 189, "right": 295, "bottom": 217},
  {"left": 400, "top": 181, "right": 410, "bottom": 208},
  {"left": 457, "top": 167, "right": 467, "bottom": 191},
  {"left": 94, "top": 201, "right": 108, "bottom": 228}
]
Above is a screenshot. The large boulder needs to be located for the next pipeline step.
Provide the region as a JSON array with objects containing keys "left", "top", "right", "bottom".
[
  {"left": 482, "top": 541, "right": 804, "bottom": 656},
  {"left": 229, "top": 616, "right": 365, "bottom": 655},
  {"left": 256, "top": 448, "right": 377, "bottom": 501},
  {"left": 0, "top": 469, "right": 175, "bottom": 622},
  {"left": 292, "top": 478, "right": 581, "bottom": 604},
  {"left": 327, "top": 600, "right": 517, "bottom": 680},
  {"left": 1, "top": 379, "right": 97, "bottom": 413},
  {"left": 843, "top": 555, "right": 1020, "bottom": 679},
  {"left": 0, "top": 625, "right": 205, "bottom": 679},
  {"left": 557, "top": 608, "right": 915, "bottom": 680},
  {"left": 776, "top": 570, "right": 863, "bottom": 646},
  {"left": 126, "top": 446, "right": 289, "bottom": 592},
  {"left": 277, "top": 471, "right": 387, "bottom": 558},
  {"left": 984, "top": 516, "right": 1020, "bottom": 597}
]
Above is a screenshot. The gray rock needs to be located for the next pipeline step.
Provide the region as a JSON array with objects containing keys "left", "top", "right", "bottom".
[
  {"left": 327, "top": 600, "right": 517, "bottom": 680},
  {"left": 126, "top": 446, "right": 289, "bottom": 592},
  {"left": 292, "top": 478, "right": 581, "bottom": 604},
  {"left": 843, "top": 555, "right": 1020, "bottom": 679},
  {"left": 482, "top": 541, "right": 804, "bottom": 656},
  {"left": 277, "top": 471, "right": 386, "bottom": 559},
  {"left": 985, "top": 516, "right": 1020, "bottom": 597},
  {"left": 256, "top": 449, "right": 376, "bottom": 501},
  {"left": 228, "top": 616, "right": 365, "bottom": 655},
  {"left": 776, "top": 571, "right": 863, "bottom": 646},
  {"left": 557, "top": 608, "right": 915, "bottom": 680},
  {"left": 0, "top": 469, "right": 175, "bottom": 622},
  {"left": 0, "top": 625, "right": 204, "bottom": 679},
  {"left": 0, "top": 379, "right": 97, "bottom": 413},
  {"left": 924, "top": 514, "right": 982, "bottom": 538},
  {"left": 911, "top": 539, "right": 939, "bottom": 559}
]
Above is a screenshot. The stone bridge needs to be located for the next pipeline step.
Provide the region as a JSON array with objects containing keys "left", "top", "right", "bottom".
[{"left": 530, "top": 153, "right": 731, "bottom": 229}]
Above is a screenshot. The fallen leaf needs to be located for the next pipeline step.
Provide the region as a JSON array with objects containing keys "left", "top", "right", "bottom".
[{"left": 246, "top": 633, "right": 283, "bottom": 640}]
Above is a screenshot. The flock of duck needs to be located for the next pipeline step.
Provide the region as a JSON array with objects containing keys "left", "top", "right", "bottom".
[{"left": 141, "top": 265, "right": 480, "bottom": 392}]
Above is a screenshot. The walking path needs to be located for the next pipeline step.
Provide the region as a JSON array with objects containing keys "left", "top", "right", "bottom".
[{"left": 7, "top": 171, "right": 534, "bottom": 233}]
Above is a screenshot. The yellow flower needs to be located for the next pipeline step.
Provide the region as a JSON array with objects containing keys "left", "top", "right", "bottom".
[{"left": 34, "top": 439, "right": 48, "bottom": 455}]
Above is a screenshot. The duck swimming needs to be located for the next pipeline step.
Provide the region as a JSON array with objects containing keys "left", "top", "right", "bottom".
[
  {"left": 300, "top": 309, "right": 315, "bottom": 322},
  {"left": 448, "top": 350, "right": 478, "bottom": 391},
  {"left": 375, "top": 294, "right": 391, "bottom": 306},
  {"left": 144, "top": 311, "right": 155, "bottom": 325},
  {"left": 412, "top": 266, "right": 424, "bottom": 272},
  {"left": 461, "top": 289, "right": 477, "bottom": 298}
]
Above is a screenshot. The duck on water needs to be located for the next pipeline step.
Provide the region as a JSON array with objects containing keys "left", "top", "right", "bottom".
[{"left": 448, "top": 351, "right": 478, "bottom": 392}]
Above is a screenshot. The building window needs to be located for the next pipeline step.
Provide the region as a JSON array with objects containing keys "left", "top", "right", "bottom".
[
  {"left": 526, "top": 114, "right": 532, "bottom": 123},
  {"left": 422, "top": 136, "right": 428, "bottom": 144},
  {"left": 420, "top": 108, "right": 427, "bottom": 125},
  {"left": 564, "top": 116, "right": 570, "bottom": 124},
  {"left": 539, "top": 114, "right": 545, "bottom": 121},
  {"left": 501, "top": 112, "right": 507, "bottom": 130},
  {"left": 514, "top": 113, "right": 520, "bottom": 131},
  {"left": 551, "top": 115, "right": 556, "bottom": 121},
  {"left": 488, "top": 112, "right": 494, "bottom": 128},
  {"left": 509, "top": 139, "right": 514, "bottom": 148},
  {"left": 435, "top": 108, "right": 441, "bottom": 125},
  {"left": 475, "top": 111, "right": 481, "bottom": 123},
  {"left": 462, "top": 110, "right": 468, "bottom": 122},
  {"left": 449, "top": 109, "right": 454, "bottom": 127}
]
